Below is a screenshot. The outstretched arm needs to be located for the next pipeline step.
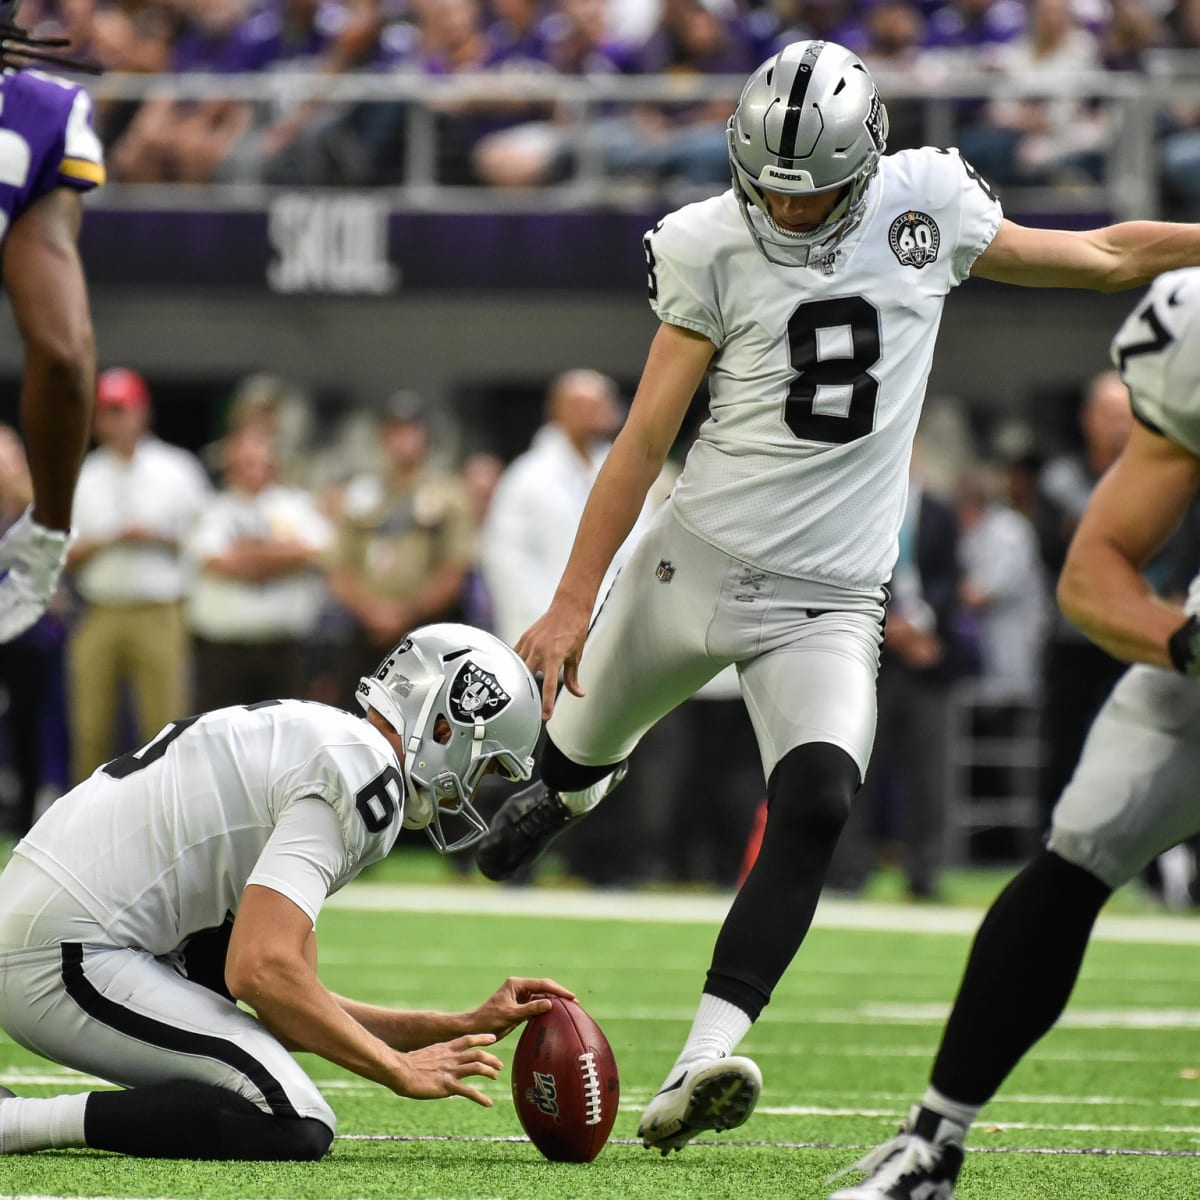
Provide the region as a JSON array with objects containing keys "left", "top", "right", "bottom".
[
  {"left": 1057, "top": 421, "right": 1200, "bottom": 665},
  {"left": 517, "top": 321, "right": 715, "bottom": 717},
  {"left": 333, "top": 976, "right": 577, "bottom": 1050},
  {"left": 226, "top": 885, "right": 503, "bottom": 1105},
  {"left": 971, "top": 218, "right": 1200, "bottom": 292}
]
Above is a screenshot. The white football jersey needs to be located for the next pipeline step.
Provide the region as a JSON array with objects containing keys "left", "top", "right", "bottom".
[
  {"left": 647, "top": 147, "right": 1002, "bottom": 589},
  {"left": 13, "top": 701, "right": 405, "bottom": 955},
  {"left": 1111, "top": 267, "right": 1200, "bottom": 459},
  {"left": 1110, "top": 267, "right": 1200, "bottom": 618}
]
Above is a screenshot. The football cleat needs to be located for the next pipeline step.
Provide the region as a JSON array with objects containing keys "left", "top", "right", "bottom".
[
  {"left": 475, "top": 781, "right": 578, "bottom": 881},
  {"left": 638, "top": 1056, "right": 762, "bottom": 1155},
  {"left": 828, "top": 1106, "right": 965, "bottom": 1199}
]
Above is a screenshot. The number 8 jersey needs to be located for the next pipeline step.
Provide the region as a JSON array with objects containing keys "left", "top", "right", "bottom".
[{"left": 646, "top": 146, "right": 1001, "bottom": 590}]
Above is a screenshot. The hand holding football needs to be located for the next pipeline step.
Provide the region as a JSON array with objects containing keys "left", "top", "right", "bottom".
[{"left": 511, "top": 996, "right": 620, "bottom": 1162}]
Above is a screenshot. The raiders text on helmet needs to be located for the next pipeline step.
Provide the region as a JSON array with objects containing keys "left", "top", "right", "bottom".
[
  {"left": 357, "top": 624, "right": 541, "bottom": 853},
  {"left": 727, "top": 40, "right": 889, "bottom": 268}
]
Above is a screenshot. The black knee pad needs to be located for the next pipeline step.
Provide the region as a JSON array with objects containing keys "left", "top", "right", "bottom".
[
  {"left": 765, "top": 742, "right": 860, "bottom": 843},
  {"left": 541, "top": 735, "right": 626, "bottom": 794}
]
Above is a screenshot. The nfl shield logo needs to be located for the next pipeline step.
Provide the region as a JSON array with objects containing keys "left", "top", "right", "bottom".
[
  {"left": 656, "top": 560, "right": 675, "bottom": 583},
  {"left": 448, "top": 660, "right": 512, "bottom": 722}
]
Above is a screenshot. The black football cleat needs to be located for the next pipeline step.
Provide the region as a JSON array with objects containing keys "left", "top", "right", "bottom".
[
  {"left": 475, "top": 781, "right": 579, "bottom": 881},
  {"left": 828, "top": 1106, "right": 965, "bottom": 1199}
]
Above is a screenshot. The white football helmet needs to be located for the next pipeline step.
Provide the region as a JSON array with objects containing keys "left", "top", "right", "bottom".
[
  {"left": 727, "top": 40, "right": 888, "bottom": 268},
  {"left": 356, "top": 624, "right": 542, "bottom": 853}
]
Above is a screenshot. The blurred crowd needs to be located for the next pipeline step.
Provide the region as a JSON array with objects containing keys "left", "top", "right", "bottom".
[
  {"left": 16, "top": 0, "right": 1200, "bottom": 203},
  {"left": 3, "top": 361, "right": 1197, "bottom": 902}
]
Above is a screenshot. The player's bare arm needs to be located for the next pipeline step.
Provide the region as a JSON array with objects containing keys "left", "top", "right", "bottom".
[
  {"left": 517, "top": 321, "right": 714, "bottom": 717},
  {"left": 333, "top": 977, "right": 575, "bottom": 1049},
  {"left": 226, "top": 884, "right": 503, "bottom": 1105},
  {"left": 1057, "top": 421, "right": 1200, "bottom": 666},
  {"left": 2, "top": 187, "right": 94, "bottom": 532},
  {"left": 972, "top": 218, "right": 1200, "bottom": 291}
]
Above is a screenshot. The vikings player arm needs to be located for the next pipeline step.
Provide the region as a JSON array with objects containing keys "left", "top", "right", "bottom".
[
  {"left": 516, "top": 321, "right": 714, "bottom": 717},
  {"left": 226, "top": 882, "right": 505, "bottom": 1106},
  {"left": 971, "top": 218, "right": 1200, "bottom": 292},
  {"left": 3, "top": 186, "right": 94, "bottom": 532},
  {"left": 1057, "top": 420, "right": 1200, "bottom": 666}
]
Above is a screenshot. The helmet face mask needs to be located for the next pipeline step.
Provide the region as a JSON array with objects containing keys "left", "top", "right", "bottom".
[
  {"left": 356, "top": 624, "right": 541, "bottom": 854},
  {"left": 728, "top": 40, "right": 888, "bottom": 268}
]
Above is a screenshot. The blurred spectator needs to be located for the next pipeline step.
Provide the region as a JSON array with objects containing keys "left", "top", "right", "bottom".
[
  {"left": 480, "top": 368, "right": 640, "bottom": 646},
  {"left": 862, "top": 0, "right": 941, "bottom": 151},
  {"left": 958, "top": 0, "right": 1109, "bottom": 188},
  {"left": 923, "top": 0, "right": 1025, "bottom": 64},
  {"left": 457, "top": 450, "right": 504, "bottom": 631},
  {"left": 202, "top": 370, "right": 317, "bottom": 487},
  {"left": 827, "top": 448, "right": 970, "bottom": 900},
  {"left": 473, "top": 0, "right": 639, "bottom": 187},
  {"left": 0, "top": 427, "right": 69, "bottom": 836},
  {"left": 1100, "top": 0, "right": 1170, "bottom": 70},
  {"left": 185, "top": 425, "right": 333, "bottom": 710},
  {"left": 957, "top": 462, "right": 1050, "bottom": 697},
  {"left": 65, "top": 368, "right": 210, "bottom": 782},
  {"left": 765, "top": 0, "right": 872, "bottom": 57},
  {"left": 328, "top": 389, "right": 475, "bottom": 697},
  {"left": 1035, "top": 368, "right": 1133, "bottom": 823}
]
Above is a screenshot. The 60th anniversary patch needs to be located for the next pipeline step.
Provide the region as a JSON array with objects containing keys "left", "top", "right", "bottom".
[{"left": 888, "top": 210, "right": 940, "bottom": 268}]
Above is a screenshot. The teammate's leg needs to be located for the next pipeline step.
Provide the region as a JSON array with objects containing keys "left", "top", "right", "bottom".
[
  {"left": 640, "top": 609, "right": 881, "bottom": 1153},
  {"left": 830, "top": 665, "right": 1200, "bottom": 1199},
  {"left": 638, "top": 741, "right": 860, "bottom": 1153}
]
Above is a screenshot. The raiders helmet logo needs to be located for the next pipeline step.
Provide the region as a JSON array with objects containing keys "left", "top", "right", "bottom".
[
  {"left": 864, "top": 91, "right": 887, "bottom": 152},
  {"left": 448, "top": 660, "right": 512, "bottom": 722},
  {"left": 888, "top": 210, "right": 940, "bottom": 269}
]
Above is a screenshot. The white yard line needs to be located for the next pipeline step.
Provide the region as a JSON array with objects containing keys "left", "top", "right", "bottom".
[{"left": 326, "top": 883, "right": 1200, "bottom": 945}]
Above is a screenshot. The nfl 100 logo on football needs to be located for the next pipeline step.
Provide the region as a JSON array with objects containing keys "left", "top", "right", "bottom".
[
  {"left": 448, "top": 660, "right": 512, "bottom": 721},
  {"left": 888, "top": 210, "right": 940, "bottom": 269},
  {"left": 526, "top": 1071, "right": 560, "bottom": 1119}
]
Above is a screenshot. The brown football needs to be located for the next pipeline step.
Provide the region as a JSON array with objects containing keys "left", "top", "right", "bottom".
[{"left": 510, "top": 996, "right": 620, "bottom": 1163}]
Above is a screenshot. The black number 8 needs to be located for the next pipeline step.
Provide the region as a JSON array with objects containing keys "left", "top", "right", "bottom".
[{"left": 784, "top": 296, "right": 881, "bottom": 445}]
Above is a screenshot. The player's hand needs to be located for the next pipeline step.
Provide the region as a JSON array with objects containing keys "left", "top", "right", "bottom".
[
  {"left": 0, "top": 507, "right": 72, "bottom": 643},
  {"left": 469, "top": 977, "right": 577, "bottom": 1041},
  {"left": 516, "top": 600, "right": 592, "bottom": 720},
  {"left": 391, "top": 1034, "right": 503, "bottom": 1106}
]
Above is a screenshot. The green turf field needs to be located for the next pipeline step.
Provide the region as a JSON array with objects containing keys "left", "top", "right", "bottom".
[{"left": 2, "top": 858, "right": 1199, "bottom": 1199}]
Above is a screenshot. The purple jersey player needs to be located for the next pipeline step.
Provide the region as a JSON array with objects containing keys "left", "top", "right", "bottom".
[{"left": 0, "top": 1, "right": 104, "bottom": 643}]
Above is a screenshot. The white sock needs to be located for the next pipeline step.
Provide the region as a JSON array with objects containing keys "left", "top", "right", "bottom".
[
  {"left": 557, "top": 766, "right": 624, "bottom": 817},
  {"left": 0, "top": 1093, "right": 89, "bottom": 1153},
  {"left": 668, "top": 993, "right": 754, "bottom": 1078},
  {"left": 920, "top": 1085, "right": 981, "bottom": 1138}
]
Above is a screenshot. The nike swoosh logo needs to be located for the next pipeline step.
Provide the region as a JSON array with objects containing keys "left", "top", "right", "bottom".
[{"left": 655, "top": 1073, "right": 688, "bottom": 1097}]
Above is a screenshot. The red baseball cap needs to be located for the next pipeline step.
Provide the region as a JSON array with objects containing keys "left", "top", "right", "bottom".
[{"left": 96, "top": 367, "right": 150, "bottom": 410}]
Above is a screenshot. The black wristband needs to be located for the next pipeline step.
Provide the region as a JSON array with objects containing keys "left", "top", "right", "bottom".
[{"left": 1169, "top": 614, "right": 1200, "bottom": 675}]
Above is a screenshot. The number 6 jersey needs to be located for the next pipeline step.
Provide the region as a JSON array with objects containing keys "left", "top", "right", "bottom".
[
  {"left": 646, "top": 146, "right": 1002, "bottom": 591},
  {"left": 11, "top": 702, "right": 406, "bottom": 955}
]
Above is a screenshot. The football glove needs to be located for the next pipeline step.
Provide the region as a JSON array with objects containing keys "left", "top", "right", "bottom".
[
  {"left": 0, "top": 507, "right": 72, "bottom": 642},
  {"left": 1168, "top": 614, "right": 1200, "bottom": 677}
]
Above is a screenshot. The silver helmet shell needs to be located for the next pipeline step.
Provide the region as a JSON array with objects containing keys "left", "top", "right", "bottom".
[
  {"left": 727, "top": 40, "right": 888, "bottom": 268},
  {"left": 356, "top": 623, "right": 541, "bottom": 853}
]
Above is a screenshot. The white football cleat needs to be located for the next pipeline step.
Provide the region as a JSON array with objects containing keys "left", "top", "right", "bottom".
[
  {"left": 828, "top": 1106, "right": 965, "bottom": 1199},
  {"left": 637, "top": 1055, "right": 762, "bottom": 1155},
  {"left": 0, "top": 507, "right": 72, "bottom": 643}
]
